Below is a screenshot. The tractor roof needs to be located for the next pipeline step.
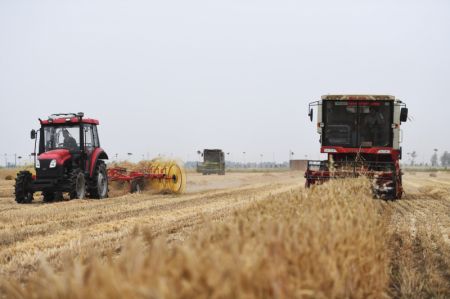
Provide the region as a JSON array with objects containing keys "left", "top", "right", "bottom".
[
  {"left": 40, "top": 113, "right": 99, "bottom": 125},
  {"left": 321, "top": 94, "right": 395, "bottom": 101}
]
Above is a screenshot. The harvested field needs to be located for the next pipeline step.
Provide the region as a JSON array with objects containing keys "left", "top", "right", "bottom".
[{"left": 0, "top": 170, "right": 449, "bottom": 298}]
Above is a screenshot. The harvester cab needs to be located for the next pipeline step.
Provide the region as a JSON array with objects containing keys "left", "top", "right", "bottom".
[
  {"left": 197, "top": 149, "right": 226, "bottom": 175},
  {"left": 305, "top": 95, "right": 408, "bottom": 199},
  {"left": 15, "top": 113, "right": 109, "bottom": 203}
]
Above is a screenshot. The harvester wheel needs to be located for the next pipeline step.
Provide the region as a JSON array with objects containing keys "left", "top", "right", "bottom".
[
  {"left": 89, "top": 161, "right": 108, "bottom": 199},
  {"left": 396, "top": 175, "right": 403, "bottom": 200},
  {"left": 69, "top": 170, "right": 86, "bottom": 199},
  {"left": 14, "top": 171, "right": 34, "bottom": 204}
]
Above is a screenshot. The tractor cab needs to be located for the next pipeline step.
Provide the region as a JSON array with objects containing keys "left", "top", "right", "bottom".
[
  {"left": 15, "top": 113, "right": 109, "bottom": 203},
  {"left": 305, "top": 95, "right": 408, "bottom": 199}
]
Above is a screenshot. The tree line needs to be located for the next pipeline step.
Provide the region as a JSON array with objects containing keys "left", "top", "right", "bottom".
[{"left": 431, "top": 150, "right": 450, "bottom": 167}]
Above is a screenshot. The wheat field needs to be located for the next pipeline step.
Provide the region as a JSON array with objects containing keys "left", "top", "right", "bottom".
[{"left": 0, "top": 170, "right": 449, "bottom": 298}]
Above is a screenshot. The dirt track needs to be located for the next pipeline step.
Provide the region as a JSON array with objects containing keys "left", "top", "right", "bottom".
[
  {"left": 383, "top": 172, "right": 450, "bottom": 297},
  {"left": 0, "top": 171, "right": 449, "bottom": 296}
]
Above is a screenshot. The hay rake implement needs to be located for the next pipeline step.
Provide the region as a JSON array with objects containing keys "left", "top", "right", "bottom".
[{"left": 108, "top": 160, "right": 186, "bottom": 194}]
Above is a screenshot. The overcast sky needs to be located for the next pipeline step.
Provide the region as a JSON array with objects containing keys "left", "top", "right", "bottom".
[{"left": 1, "top": 0, "right": 449, "bottom": 164}]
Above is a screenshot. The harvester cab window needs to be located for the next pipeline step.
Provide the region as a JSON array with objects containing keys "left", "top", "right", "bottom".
[
  {"left": 323, "top": 101, "right": 393, "bottom": 148},
  {"left": 359, "top": 103, "right": 392, "bottom": 147},
  {"left": 323, "top": 101, "right": 357, "bottom": 147}
]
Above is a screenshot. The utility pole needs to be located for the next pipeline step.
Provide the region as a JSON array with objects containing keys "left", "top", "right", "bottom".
[
  {"left": 14, "top": 153, "right": 17, "bottom": 168},
  {"left": 289, "top": 150, "right": 294, "bottom": 161},
  {"left": 272, "top": 152, "right": 275, "bottom": 168}
]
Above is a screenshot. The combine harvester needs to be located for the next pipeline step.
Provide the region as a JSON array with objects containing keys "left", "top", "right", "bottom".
[
  {"left": 196, "top": 149, "right": 226, "bottom": 175},
  {"left": 14, "top": 113, "right": 185, "bottom": 204},
  {"left": 305, "top": 95, "right": 408, "bottom": 199}
]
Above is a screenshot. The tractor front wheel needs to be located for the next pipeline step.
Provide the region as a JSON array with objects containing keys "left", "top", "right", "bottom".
[
  {"left": 69, "top": 170, "right": 86, "bottom": 199},
  {"left": 14, "top": 171, "right": 34, "bottom": 204}
]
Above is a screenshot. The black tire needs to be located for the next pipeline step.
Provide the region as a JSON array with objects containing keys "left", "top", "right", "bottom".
[
  {"left": 14, "top": 171, "right": 34, "bottom": 204},
  {"left": 42, "top": 191, "right": 55, "bottom": 203},
  {"left": 305, "top": 179, "right": 311, "bottom": 188},
  {"left": 89, "top": 161, "right": 109, "bottom": 199},
  {"left": 130, "top": 179, "right": 145, "bottom": 193},
  {"left": 43, "top": 191, "right": 63, "bottom": 203},
  {"left": 69, "top": 169, "right": 86, "bottom": 199}
]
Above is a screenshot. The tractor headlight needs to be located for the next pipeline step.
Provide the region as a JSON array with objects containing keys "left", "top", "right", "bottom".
[
  {"left": 49, "top": 159, "right": 57, "bottom": 168},
  {"left": 35, "top": 160, "right": 40, "bottom": 169}
]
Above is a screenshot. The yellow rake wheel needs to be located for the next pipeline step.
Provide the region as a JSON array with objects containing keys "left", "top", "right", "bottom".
[
  {"left": 166, "top": 162, "right": 186, "bottom": 194},
  {"left": 149, "top": 162, "right": 164, "bottom": 192}
]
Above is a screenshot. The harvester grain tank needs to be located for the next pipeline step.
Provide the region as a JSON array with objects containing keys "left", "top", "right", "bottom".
[{"left": 305, "top": 95, "right": 408, "bottom": 199}]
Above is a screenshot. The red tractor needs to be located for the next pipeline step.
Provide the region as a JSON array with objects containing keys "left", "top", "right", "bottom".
[
  {"left": 15, "top": 113, "right": 109, "bottom": 203},
  {"left": 305, "top": 95, "right": 408, "bottom": 199}
]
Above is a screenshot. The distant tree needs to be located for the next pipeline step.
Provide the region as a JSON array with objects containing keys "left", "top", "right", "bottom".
[
  {"left": 431, "top": 152, "right": 438, "bottom": 167},
  {"left": 410, "top": 151, "right": 417, "bottom": 166},
  {"left": 440, "top": 151, "right": 450, "bottom": 167}
]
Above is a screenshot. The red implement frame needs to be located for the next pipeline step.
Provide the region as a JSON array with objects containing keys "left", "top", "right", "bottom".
[
  {"left": 107, "top": 167, "right": 169, "bottom": 183},
  {"left": 107, "top": 167, "right": 172, "bottom": 193}
]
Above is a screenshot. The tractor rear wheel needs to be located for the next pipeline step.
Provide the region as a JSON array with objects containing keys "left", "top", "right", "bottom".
[
  {"left": 14, "top": 171, "right": 34, "bottom": 204},
  {"left": 89, "top": 161, "right": 108, "bottom": 199},
  {"left": 69, "top": 169, "right": 86, "bottom": 199}
]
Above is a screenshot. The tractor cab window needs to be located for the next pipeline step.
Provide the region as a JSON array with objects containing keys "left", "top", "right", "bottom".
[
  {"left": 43, "top": 126, "right": 80, "bottom": 152},
  {"left": 83, "top": 125, "right": 94, "bottom": 150},
  {"left": 93, "top": 126, "right": 100, "bottom": 147}
]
